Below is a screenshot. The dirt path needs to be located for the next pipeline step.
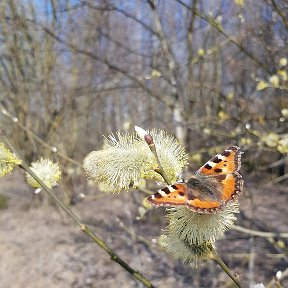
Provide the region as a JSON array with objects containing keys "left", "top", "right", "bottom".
[{"left": 0, "top": 172, "right": 287, "bottom": 287}]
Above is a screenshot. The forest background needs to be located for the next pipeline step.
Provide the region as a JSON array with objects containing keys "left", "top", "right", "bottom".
[{"left": 0, "top": 0, "right": 287, "bottom": 287}]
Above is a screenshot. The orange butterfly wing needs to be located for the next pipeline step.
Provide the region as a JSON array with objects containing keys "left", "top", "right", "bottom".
[
  {"left": 185, "top": 146, "right": 243, "bottom": 212},
  {"left": 196, "top": 146, "right": 241, "bottom": 176},
  {"left": 185, "top": 173, "right": 243, "bottom": 213},
  {"left": 147, "top": 146, "right": 244, "bottom": 213},
  {"left": 147, "top": 184, "right": 187, "bottom": 207}
]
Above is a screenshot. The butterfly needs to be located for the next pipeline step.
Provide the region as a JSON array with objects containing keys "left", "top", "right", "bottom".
[{"left": 147, "top": 146, "right": 244, "bottom": 214}]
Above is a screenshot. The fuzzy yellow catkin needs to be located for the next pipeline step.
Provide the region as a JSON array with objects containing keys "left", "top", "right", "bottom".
[
  {"left": 83, "top": 130, "right": 188, "bottom": 192},
  {"left": 0, "top": 143, "right": 22, "bottom": 176},
  {"left": 160, "top": 201, "right": 239, "bottom": 266},
  {"left": 25, "top": 158, "right": 61, "bottom": 188}
]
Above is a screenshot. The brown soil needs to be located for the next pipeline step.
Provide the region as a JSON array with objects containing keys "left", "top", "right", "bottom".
[{"left": 0, "top": 171, "right": 287, "bottom": 288}]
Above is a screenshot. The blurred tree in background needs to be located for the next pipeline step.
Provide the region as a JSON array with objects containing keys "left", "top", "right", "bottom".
[
  {"left": 0, "top": 0, "right": 287, "bottom": 180},
  {"left": 0, "top": 1, "right": 287, "bottom": 287}
]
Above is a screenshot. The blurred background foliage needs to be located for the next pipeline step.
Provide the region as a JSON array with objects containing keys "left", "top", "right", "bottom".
[
  {"left": 0, "top": 1, "right": 288, "bottom": 287},
  {"left": 0, "top": 0, "right": 287, "bottom": 180}
]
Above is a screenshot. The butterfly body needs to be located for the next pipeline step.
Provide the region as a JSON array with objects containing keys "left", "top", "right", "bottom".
[
  {"left": 186, "top": 176, "right": 224, "bottom": 203},
  {"left": 147, "top": 146, "right": 244, "bottom": 214}
]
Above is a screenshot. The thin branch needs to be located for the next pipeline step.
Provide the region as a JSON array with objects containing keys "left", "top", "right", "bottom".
[
  {"left": 265, "top": 156, "right": 288, "bottom": 169},
  {"left": 146, "top": 0, "right": 179, "bottom": 84},
  {"left": 74, "top": 1, "right": 179, "bottom": 90},
  {"left": 96, "top": 27, "right": 152, "bottom": 59},
  {"left": 176, "top": 0, "right": 272, "bottom": 74},
  {"left": 106, "top": 4, "right": 158, "bottom": 36},
  {"left": 233, "top": 225, "right": 288, "bottom": 238},
  {"left": 0, "top": 104, "right": 80, "bottom": 166},
  {"left": 190, "top": 39, "right": 231, "bottom": 65},
  {"left": 270, "top": 0, "right": 288, "bottom": 29},
  {"left": 116, "top": 217, "right": 153, "bottom": 247},
  {"left": 267, "top": 268, "right": 288, "bottom": 288},
  {"left": 38, "top": 22, "right": 176, "bottom": 108},
  {"left": 210, "top": 247, "right": 242, "bottom": 288},
  {"left": 2, "top": 135, "right": 156, "bottom": 288},
  {"left": 143, "top": 133, "right": 172, "bottom": 185},
  {"left": 187, "top": 0, "right": 198, "bottom": 70},
  {"left": 268, "top": 173, "right": 288, "bottom": 184},
  {"left": 81, "top": 1, "right": 158, "bottom": 37}
]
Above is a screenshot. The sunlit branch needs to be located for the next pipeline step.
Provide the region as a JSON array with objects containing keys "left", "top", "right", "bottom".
[
  {"left": 3, "top": 134, "right": 156, "bottom": 288},
  {"left": 176, "top": 0, "right": 272, "bottom": 74}
]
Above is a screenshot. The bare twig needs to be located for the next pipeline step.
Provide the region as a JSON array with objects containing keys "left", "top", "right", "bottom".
[
  {"left": 143, "top": 133, "right": 172, "bottom": 185},
  {"left": 270, "top": 0, "right": 288, "bottom": 29},
  {"left": 116, "top": 217, "right": 155, "bottom": 247},
  {"left": 176, "top": 0, "right": 272, "bottom": 74},
  {"left": 37, "top": 22, "right": 176, "bottom": 108},
  {"left": 2, "top": 135, "right": 156, "bottom": 288},
  {"left": 265, "top": 156, "right": 288, "bottom": 169},
  {"left": 268, "top": 173, "right": 288, "bottom": 184},
  {"left": 211, "top": 247, "right": 242, "bottom": 288},
  {"left": 267, "top": 268, "right": 288, "bottom": 288},
  {"left": 248, "top": 237, "right": 256, "bottom": 287},
  {"left": 233, "top": 225, "right": 288, "bottom": 239},
  {"left": 0, "top": 104, "right": 80, "bottom": 166}
]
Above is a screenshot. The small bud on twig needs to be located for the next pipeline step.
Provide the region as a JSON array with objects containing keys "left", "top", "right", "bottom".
[
  {"left": 134, "top": 126, "right": 148, "bottom": 139},
  {"left": 144, "top": 134, "right": 154, "bottom": 146},
  {"left": 134, "top": 126, "right": 171, "bottom": 185}
]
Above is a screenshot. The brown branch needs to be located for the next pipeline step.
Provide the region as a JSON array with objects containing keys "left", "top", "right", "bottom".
[
  {"left": 35, "top": 22, "right": 176, "bottom": 109},
  {"left": 90, "top": 1, "right": 180, "bottom": 91},
  {"left": 187, "top": 0, "right": 198, "bottom": 76},
  {"left": 0, "top": 104, "right": 80, "bottom": 166},
  {"left": 146, "top": 0, "right": 179, "bottom": 81},
  {"left": 176, "top": 0, "right": 272, "bottom": 74},
  {"left": 267, "top": 268, "right": 288, "bottom": 288},
  {"left": 81, "top": 1, "right": 158, "bottom": 36},
  {"left": 145, "top": 135, "right": 172, "bottom": 185},
  {"left": 3, "top": 135, "right": 156, "bottom": 288},
  {"left": 233, "top": 225, "right": 288, "bottom": 238},
  {"left": 211, "top": 247, "right": 242, "bottom": 288},
  {"left": 270, "top": 0, "right": 288, "bottom": 29},
  {"left": 96, "top": 28, "right": 152, "bottom": 58}
]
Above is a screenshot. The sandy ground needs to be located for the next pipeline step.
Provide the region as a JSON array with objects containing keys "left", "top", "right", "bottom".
[{"left": 0, "top": 171, "right": 287, "bottom": 288}]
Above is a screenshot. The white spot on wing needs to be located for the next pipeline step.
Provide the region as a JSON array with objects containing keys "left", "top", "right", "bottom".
[
  {"left": 158, "top": 190, "right": 168, "bottom": 197},
  {"left": 207, "top": 161, "right": 217, "bottom": 167},
  {"left": 215, "top": 154, "right": 225, "bottom": 160},
  {"left": 167, "top": 186, "right": 176, "bottom": 192}
]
